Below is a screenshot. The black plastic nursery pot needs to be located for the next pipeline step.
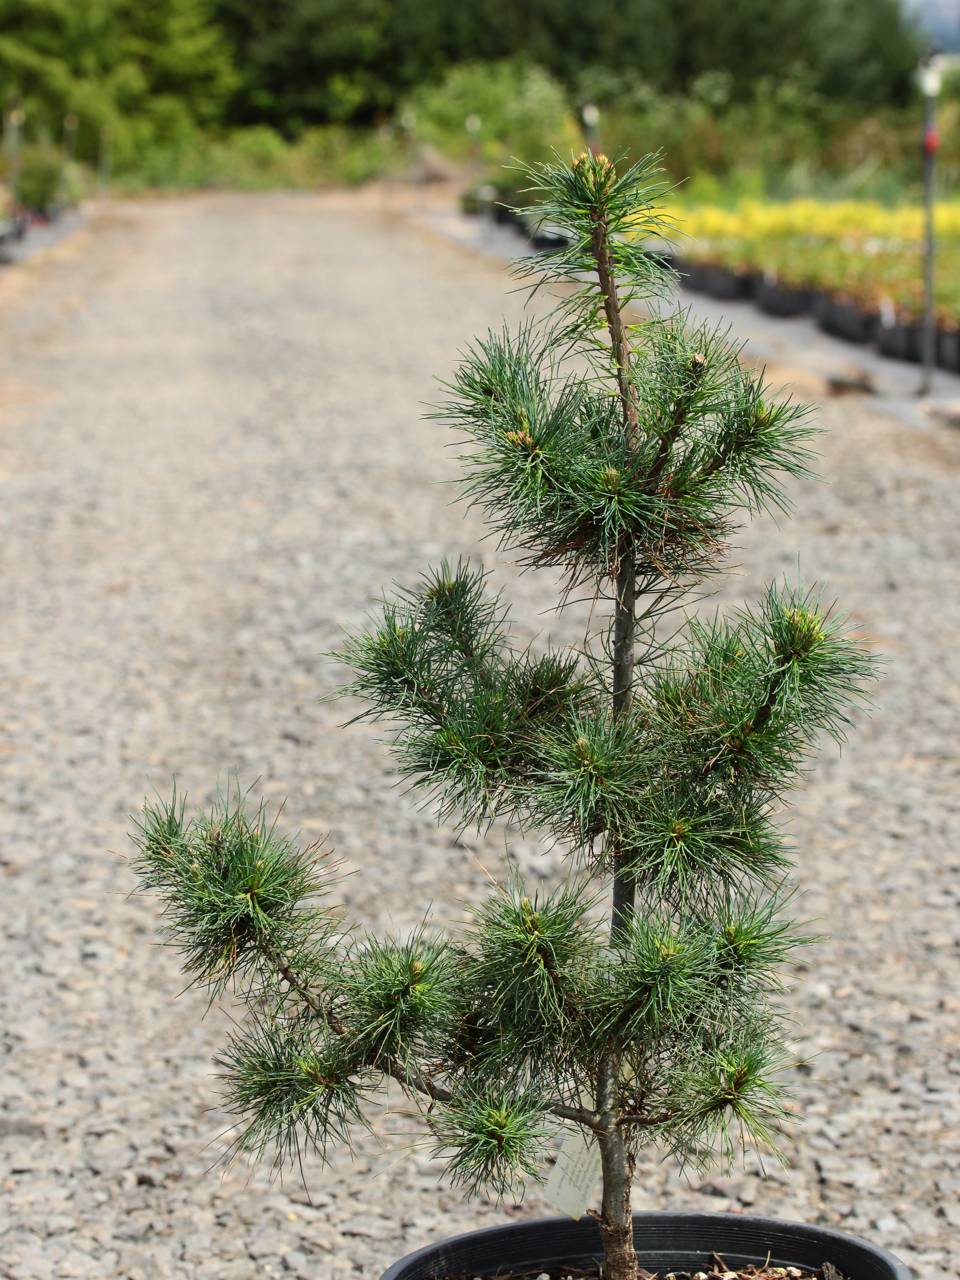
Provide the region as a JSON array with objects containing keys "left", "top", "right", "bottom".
[
  {"left": 937, "top": 325, "right": 960, "bottom": 373},
  {"left": 380, "top": 1213, "right": 910, "bottom": 1280},
  {"left": 521, "top": 212, "right": 572, "bottom": 251},
  {"left": 698, "top": 264, "right": 757, "bottom": 302},
  {"left": 493, "top": 201, "right": 521, "bottom": 228},
  {"left": 755, "top": 279, "right": 815, "bottom": 319},
  {"left": 877, "top": 321, "right": 921, "bottom": 364},
  {"left": 674, "top": 258, "right": 712, "bottom": 293},
  {"left": 814, "top": 295, "right": 879, "bottom": 346},
  {"left": 674, "top": 259, "right": 754, "bottom": 301}
]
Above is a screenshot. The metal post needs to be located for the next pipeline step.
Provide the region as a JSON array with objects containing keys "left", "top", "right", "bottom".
[
  {"left": 918, "top": 62, "right": 941, "bottom": 397},
  {"left": 63, "top": 113, "right": 78, "bottom": 164},
  {"left": 582, "top": 103, "right": 600, "bottom": 155},
  {"left": 6, "top": 104, "right": 24, "bottom": 214},
  {"left": 98, "top": 125, "right": 112, "bottom": 195},
  {"left": 61, "top": 113, "right": 78, "bottom": 207},
  {"left": 465, "top": 113, "right": 482, "bottom": 175}
]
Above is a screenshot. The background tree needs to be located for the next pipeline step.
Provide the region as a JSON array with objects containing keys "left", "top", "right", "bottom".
[
  {"left": 131, "top": 153, "right": 875, "bottom": 1280},
  {"left": 0, "top": 0, "right": 927, "bottom": 189},
  {"left": 209, "top": 0, "right": 921, "bottom": 127},
  {"left": 0, "top": 0, "right": 234, "bottom": 165},
  {"left": 212, "top": 0, "right": 391, "bottom": 130}
]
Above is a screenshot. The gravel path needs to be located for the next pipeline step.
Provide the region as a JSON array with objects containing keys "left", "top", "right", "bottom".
[{"left": 1, "top": 192, "right": 958, "bottom": 1280}]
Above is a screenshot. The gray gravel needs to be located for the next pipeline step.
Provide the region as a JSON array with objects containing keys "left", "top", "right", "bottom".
[{"left": 1, "top": 191, "right": 958, "bottom": 1279}]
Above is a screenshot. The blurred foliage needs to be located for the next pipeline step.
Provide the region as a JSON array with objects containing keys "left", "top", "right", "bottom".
[
  {"left": 116, "top": 124, "right": 409, "bottom": 192},
  {"left": 670, "top": 198, "right": 960, "bottom": 243},
  {"left": 0, "top": 0, "right": 235, "bottom": 171},
  {"left": 658, "top": 197, "right": 960, "bottom": 321},
  {"left": 496, "top": 68, "right": 960, "bottom": 206},
  {"left": 213, "top": 0, "right": 922, "bottom": 128},
  {"left": 0, "top": 0, "right": 936, "bottom": 193},
  {"left": 212, "top": 0, "right": 397, "bottom": 128},
  {"left": 17, "top": 140, "right": 61, "bottom": 210},
  {"left": 400, "top": 61, "right": 580, "bottom": 166},
  {"left": 0, "top": 138, "right": 85, "bottom": 212},
  {"left": 579, "top": 70, "right": 960, "bottom": 204}
]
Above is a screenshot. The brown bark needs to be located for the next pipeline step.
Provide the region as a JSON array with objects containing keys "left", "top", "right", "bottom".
[
  {"left": 598, "top": 1122, "right": 637, "bottom": 1280},
  {"left": 591, "top": 217, "right": 640, "bottom": 449},
  {"left": 610, "top": 553, "right": 638, "bottom": 938}
]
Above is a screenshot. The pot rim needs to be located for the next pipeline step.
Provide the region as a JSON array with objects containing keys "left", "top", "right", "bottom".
[{"left": 379, "top": 1211, "right": 911, "bottom": 1280}]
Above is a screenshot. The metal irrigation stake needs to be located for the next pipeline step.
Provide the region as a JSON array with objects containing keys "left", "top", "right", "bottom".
[
  {"left": 918, "top": 58, "right": 942, "bottom": 398},
  {"left": 581, "top": 103, "right": 600, "bottom": 156},
  {"left": 63, "top": 113, "right": 78, "bottom": 164},
  {"left": 5, "top": 102, "right": 25, "bottom": 214},
  {"left": 98, "top": 125, "right": 112, "bottom": 195},
  {"left": 60, "top": 112, "right": 78, "bottom": 205}
]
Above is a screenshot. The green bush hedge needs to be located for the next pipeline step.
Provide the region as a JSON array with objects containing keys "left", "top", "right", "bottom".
[
  {"left": 18, "top": 145, "right": 64, "bottom": 213},
  {"left": 401, "top": 60, "right": 580, "bottom": 167}
]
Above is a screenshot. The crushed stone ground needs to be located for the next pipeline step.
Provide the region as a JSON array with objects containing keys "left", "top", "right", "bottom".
[{"left": 1, "top": 193, "right": 958, "bottom": 1279}]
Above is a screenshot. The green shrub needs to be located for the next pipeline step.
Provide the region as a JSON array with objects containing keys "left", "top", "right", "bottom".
[
  {"left": 299, "top": 125, "right": 407, "bottom": 186},
  {"left": 402, "top": 60, "right": 580, "bottom": 167},
  {"left": 593, "top": 71, "right": 935, "bottom": 202},
  {"left": 18, "top": 144, "right": 64, "bottom": 213},
  {"left": 114, "top": 124, "right": 407, "bottom": 193}
]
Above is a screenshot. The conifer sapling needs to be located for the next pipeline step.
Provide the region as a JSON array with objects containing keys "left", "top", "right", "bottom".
[{"left": 131, "top": 152, "right": 876, "bottom": 1280}]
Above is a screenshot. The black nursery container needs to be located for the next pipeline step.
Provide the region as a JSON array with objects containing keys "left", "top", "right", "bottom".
[
  {"left": 493, "top": 201, "right": 520, "bottom": 228},
  {"left": 937, "top": 325, "right": 960, "bottom": 373},
  {"left": 755, "top": 278, "right": 815, "bottom": 318},
  {"left": 675, "top": 258, "right": 712, "bottom": 293},
  {"left": 877, "top": 320, "right": 922, "bottom": 363},
  {"left": 815, "top": 295, "right": 879, "bottom": 346},
  {"left": 698, "top": 264, "right": 756, "bottom": 302},
  {"left": 521, "top": 212, "right": 572, "bottom": 251},
  {"left": 380, "top": 1213, "right": 910, "bottom": 1280}
]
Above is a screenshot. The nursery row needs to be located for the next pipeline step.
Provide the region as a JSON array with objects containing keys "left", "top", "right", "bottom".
[
  {"left": 0, "top": 199, "right": 77, "bottom": 260},
  {"left": 467, "top": 189, "right": 960, "bottom": 372},
  {"left": 0, "top": 189, "right": 26, "bottom": 254},
  {"left": 659, "top": 200, "right": 960, "bottom": 370},
  {"left": 1, "top": 145, "right": 85, "bottom": 260}
]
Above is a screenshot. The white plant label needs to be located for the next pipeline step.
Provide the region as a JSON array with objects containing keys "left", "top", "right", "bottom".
[{"left": 543, "top": 1125, "right": 602, "bottom": 1220}]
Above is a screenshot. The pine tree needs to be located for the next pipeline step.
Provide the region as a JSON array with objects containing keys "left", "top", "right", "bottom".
[{"left": 130, "top": 152, "right": 875, "bottom": 1280}]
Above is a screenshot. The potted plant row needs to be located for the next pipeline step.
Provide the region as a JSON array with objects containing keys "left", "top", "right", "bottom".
[
  {"left": 672, "top": 231, "right": 960, "bottom": 371},
  {"left": 470, "top": 187, "right": 960, "bottom": 374},
  {"left": 813, "top": 292, "right": 879, "bottom": 346},
  {"left": 937, "top": 316, "right": 960, "bottom": 372},
  {"left": 131, "top": 153, "right": 902, "bottom": 1280},
  {"left": 463, "top": 175, "right": 570, "bottom": 248},
  {"left": 674, "top": 253, "right": 930, "bottom": 368}
]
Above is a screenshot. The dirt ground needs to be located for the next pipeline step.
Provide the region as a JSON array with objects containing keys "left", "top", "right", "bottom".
[{"left": 1, "top": 192, "right": 958, "bottom": 1279}]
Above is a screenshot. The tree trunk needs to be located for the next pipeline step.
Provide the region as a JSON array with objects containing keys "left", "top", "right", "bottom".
[
  {"left": 589, "top": 160, "right": 641, "bottom": 1280},
  {"left": 601, "top": 548, "right": 639, "bottom": 1280},
  {"left": 598, "top": 1124, "right": 637, "bottom": 1280},
  {"left": 610, "top": 553, "right": 638, "bottom": 937}
]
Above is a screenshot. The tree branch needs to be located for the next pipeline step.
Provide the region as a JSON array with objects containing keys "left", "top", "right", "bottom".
[
  {"left": 386, "top": 1059, "right": 454, "bottom": 1105},
  {"left": 388, "top": 1060, "right": 602, "bottom": 1131},
  {"left": 258, "top": 952, "right": 607, "bottom": 1134},
  {"left": 700, "top": 661, "right": 788, "bottom": 778},
  {"left": 590, "top": 211, "right": 640, "bottom": 450},
  {"left": 258, "top": 941, "right": 324, "bottom": 1017},
  {"left": 620, "top": 1109, "right": 676, "bottom": 1128},
  {"left": 646, "top": 352, "right": 707, "bottom": 491},
  {"left": 552, "top": 1102, "right": 603, "bottom": 1131}
]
